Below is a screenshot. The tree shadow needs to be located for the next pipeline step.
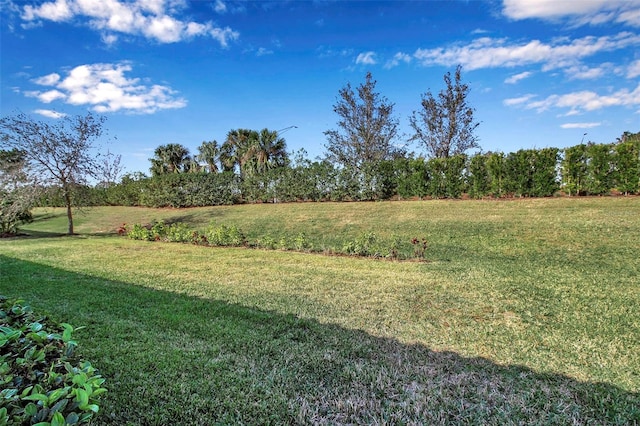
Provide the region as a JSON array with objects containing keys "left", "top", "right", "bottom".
[{"left": 0, "top": 255, "right": 637, "bottom": 425}]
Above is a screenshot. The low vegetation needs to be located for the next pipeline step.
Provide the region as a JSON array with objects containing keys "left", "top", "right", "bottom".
[
  {"left": 0, "top": 297, "right": 107, "bottom": 425},
  {"left": 0, "top": 198, "right": 638, "bottom": 424}
]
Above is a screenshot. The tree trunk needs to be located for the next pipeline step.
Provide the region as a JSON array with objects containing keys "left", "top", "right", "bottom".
[{"left": 64, "top": 188, "right": 74, "bottom": 235}]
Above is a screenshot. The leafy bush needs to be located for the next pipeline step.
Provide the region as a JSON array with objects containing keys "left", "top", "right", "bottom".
[
  {"left": 165, "top": 222, "right": 194, "bottom": 243},
  {"left": 126, "top": 223, "right": 152, "bottom": 241},
  {"left": 0, "top": 296, "right": 106, "bottom": 425},
  {"left": 205, "top": 223, "right": 246, "bottom": 247}
]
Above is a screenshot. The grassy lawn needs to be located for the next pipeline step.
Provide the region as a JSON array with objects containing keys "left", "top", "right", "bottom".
[{"left": 1, "top": 198, "right": 639, "bottom": 424}]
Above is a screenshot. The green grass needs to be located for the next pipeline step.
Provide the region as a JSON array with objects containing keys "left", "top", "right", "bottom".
[{"left": 1, "top": 198, "right": 639, "bottom": 424}]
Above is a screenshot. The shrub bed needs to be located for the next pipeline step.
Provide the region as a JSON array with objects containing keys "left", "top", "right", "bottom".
[{"left": 0, "top": 296, "right": 106, "bottom": 425}]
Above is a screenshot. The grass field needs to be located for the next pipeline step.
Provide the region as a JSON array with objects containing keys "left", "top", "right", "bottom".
[{"left": 1, "top": 198, "right": 639, "bottom": 424}]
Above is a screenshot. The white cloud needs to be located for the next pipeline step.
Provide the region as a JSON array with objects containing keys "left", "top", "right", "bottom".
[
  {"left": 20, "top": 0, "right": 239, "bottom": 46},
  {"left": 628, "top": 59, "right": 640, "bottom": 78},
  {"left": 503, "top": 94, "right": 536, "bottom": 106},
  {"left": 502, "top": 0, "right": 640, "bottom": 27},
  {"left": 213, "top": 0, "right": 227, "bottom": 14},
  {"left": 23, "top": 0, "right": 73, "bottom": 22},
  {"left": 505, "top": 71, "right": 532, "bottom": 84},
  {"left": 33, "top": 109, "right": 68, "bottom": 119},
  {"left": 514, "top": 84, "right": 640, "bottom": 113},
  {"left": 413, "top": 32, "right": 640, "bottom": 71},
  {"left": 256, "top": 47, "right": 273, "bottom": 56},
  {"left": 355, "top": 51, "right": 377, "bottom": 65},
  {"left": 384, "top": 52, "right": 412, "bottom": 69},
  {"left": 24, "top": 62, "right": 187, "bottom": 114},
  {"left": 560, "top": 122, "right": 602, "bottom": 129}
]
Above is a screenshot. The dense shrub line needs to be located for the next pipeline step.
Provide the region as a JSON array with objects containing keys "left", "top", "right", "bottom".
[
  {"left": 126, "top": 220, "right": 429, "bottom": 261},
  {"left": 36, "top": 140, "right": 640, "bottom": 208},
  {"left": 0, "top": 297, "right": 106, "bottom": 425}
]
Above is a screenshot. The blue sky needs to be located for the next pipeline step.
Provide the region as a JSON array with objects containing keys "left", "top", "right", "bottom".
[{"left": 2, "top": 0, "right": 639, "bottom": 175}]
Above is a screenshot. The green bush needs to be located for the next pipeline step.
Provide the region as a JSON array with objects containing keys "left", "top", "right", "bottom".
[
  {"left": 205, "top": 223, "right": 246, "bottom": 247},
  {"left": 0, "top": 296, "right": 106, "bottom": 425},
  {"left": 126, "top": 223, "right": 152, "bottom": 241}
]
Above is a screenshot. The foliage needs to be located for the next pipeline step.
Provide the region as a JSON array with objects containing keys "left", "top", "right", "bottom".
[
  {"left": 613, "top": 141, "right": 639, "bottom": 195},
  {"left": 0, "top": 113, "right": 110, "bottom": 235},
  {"left": 149, "top": 143, "right": 192, "bottom": 176},
  {"left": 409, "top": 65, "right": 480, "bottom": 159},
  {"left": 324, "top": 72, "right": 401, "bottom": 171},
  {"left": 205, "top": 223, "right": 246, "bottom": 247},
  {"left": 126, "top": 223, "right": 153, "bottom": 241},
  {"left": 0, "top": 149, "right": 37, "bottom": 234},
  {"left": 0, "top": 296, "right": 106, "bottom": 425},
  {"left": 562, "top": 144, "right": 588, "bottom": 196},
  {"left": 196, "top": 140, "right": 221, "bottom": 174},
  {"left": 585, "top": 143, "right": 614, "bottom": 195}
]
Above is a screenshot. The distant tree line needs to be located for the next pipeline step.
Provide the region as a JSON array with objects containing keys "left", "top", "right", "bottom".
[{"left": 34, "top": 134, "right": 640, "bottom": 208}]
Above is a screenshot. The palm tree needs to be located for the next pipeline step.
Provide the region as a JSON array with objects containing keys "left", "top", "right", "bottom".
[
  {"left": 220, "top": 129, "right": 257, "bottom": 175},
  {"left": 248, "top": 128, "right": 288, "bottom": 174},
  {"left": 196, "top": 140, "right": 220, "bottom": 173},
  {"left": 149, "top": 143, "right": 191, "bottom": 176}
]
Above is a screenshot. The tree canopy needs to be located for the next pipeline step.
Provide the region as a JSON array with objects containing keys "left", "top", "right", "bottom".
[
  {"left": 324, "top": 72, "right": 401, "bottom": 171},
  {"left": 410, "top": 65, "right": 480, "bottom": 159},
  {"left": 0, "top": 112, "right": 110, "bottom": 235}
]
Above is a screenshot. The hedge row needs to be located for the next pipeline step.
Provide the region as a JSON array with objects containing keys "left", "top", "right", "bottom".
[{"left": 38, "top": 141, "right": 639, "bottom": 208}]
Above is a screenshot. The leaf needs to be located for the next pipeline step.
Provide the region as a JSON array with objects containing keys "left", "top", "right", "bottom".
[
  {"left": 47, "top": 387, "right": 69, "bottom": 405},
  {"left": 74, "top": 388, "right": 89, "bottom": 408},
  {"left": 65, "top": 412, "right": 80, "bottom": 425},
  {"left": 30, "top": 322, "right": 43, "bottom": 332},
  {"left": 23, "top": 393, "right": 48, "bottom": 403},
  {"left": 61, "top": 323, "right": 73, "bottom": 342},
  {"left": 25, "top": 402, "right": 38, "bottom": 416},
  {"left": 51, "top": 412, "right": 65, "bottom": 426}
]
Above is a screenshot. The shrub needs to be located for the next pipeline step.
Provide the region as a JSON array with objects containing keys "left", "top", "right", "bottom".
[
  {"left": 205, "top": 223, "right": 246, "bottom": 247},
  {"left": 127, "top": 223, "right": 152, "bottom": 241},
  {"left": 0, "top": 296, "right": 106, "bottom": 425},
  {"left": 165, "top": 222, "right": 194, "bottom": 243}
]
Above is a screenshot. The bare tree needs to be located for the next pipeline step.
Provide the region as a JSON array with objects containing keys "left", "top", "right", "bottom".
[
  {"left": 324, "top": 72, "right": 400, "bottom": 170},
  {"left": 0, "top": 112, "right": 108, "bottom": 235},
  {"left": 410, "top": 65, "right": 480, "bottom": 158}
]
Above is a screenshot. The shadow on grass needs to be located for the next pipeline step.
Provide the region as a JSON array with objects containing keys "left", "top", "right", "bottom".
[{"left": 1, "top": 255, "right": 638, "bottom": 425}]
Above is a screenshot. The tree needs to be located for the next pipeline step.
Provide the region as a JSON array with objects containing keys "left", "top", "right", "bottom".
[
  {"left": 150, "top": 143, "right": 191, "bottom": 176},
  {"left": 0, "top": 112, "right": 109, "bottom": 235},
  {"left": 0, "top": 149, "right": 38, "bottom": 234},
  {"left": 245, "top": 128, "right": 288, "bottom": 175},
  {"left": 324, "top": 72, "right": 400, "bottom": 171},
  {"left": 196, "top": 140, "right": 221, "bottom": 173},
  {"left": 220, "top": 129, "right": 256, "bottom": 175},
  {"left": 410, "top": 65, "right": 480, "bottom": 158}
]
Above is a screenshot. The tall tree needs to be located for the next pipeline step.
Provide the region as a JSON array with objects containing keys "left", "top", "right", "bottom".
[
  {"left": 245, "top": 128, "right": 288, "bottom": 175},
  {"left": 324, "top": 72, "right": 400, "bottom": 171},
  {"left": 220, "top": 129, "right": 257, "bottom": 175},
  {"left": 196, "top": 140, "right": 221, "bottom": 173},
  {"left": 150, "top": 143, "right": 191, "bottom": 176},
  {"left": 410, "top": 65, "right": 480, "bottom": 158},
  {"left": 0, "top": 112, "right": 108, "bottom": 235}
]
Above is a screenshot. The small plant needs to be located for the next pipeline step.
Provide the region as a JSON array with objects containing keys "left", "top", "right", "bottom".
[
  {"left": 293, "top": 232, "right": 311, "bottom": 251},
  {"left": 205, "top": 223, "right": 246, "bottom": 247},
  {"left": 127, "top": 223, "right": 152, "bottom": 241},
  {"left": 258, "top": 235, "right": 277, "bottom": 250},
  {"left": 342, "top": 232, "right": 378, "bottom": 257},
  {"left": 0, "top": 296, "right": 106, "bottom": 425},
  {"left": 151, "top": 220, "right": 168, "bottom": 241},
  {"left": 166, "top": 222, "right": 193, "bottom": 243},
  {"left": 411, "top": 237, "right": 428, "bottom": 259}
]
